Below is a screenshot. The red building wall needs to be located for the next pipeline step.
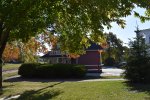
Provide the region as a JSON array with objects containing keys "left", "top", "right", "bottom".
[{"left": 78, "top": 51, "right": 100, "bottom": 66}]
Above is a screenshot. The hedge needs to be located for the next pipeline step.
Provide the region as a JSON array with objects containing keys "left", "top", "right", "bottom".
[{"left": 18, "top": 63, "right": 87, "bottom": 78}]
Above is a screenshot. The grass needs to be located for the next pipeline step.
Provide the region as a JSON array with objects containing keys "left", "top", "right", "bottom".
[
  {"left": 3, "top": 64, "right": 21, "bottom": 71},
  {"left": 101, "top": 76, "right": 123, "bottom": 79},
  {"left": 3, "top": 72, "right": 18, "bottom": 79},
  {"left": 1, "top": 80, "right": 150, "bottom": 100},
  {"left": 1, "top": 64, "right": 150, "bottom": 99}
]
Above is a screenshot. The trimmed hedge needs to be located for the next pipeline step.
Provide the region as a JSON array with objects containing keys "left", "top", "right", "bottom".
[{"left": 18, "top": 63, "right": 87, "bottom": 78}]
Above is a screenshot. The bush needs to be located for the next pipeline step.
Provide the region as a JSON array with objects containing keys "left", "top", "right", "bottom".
[
  {"left": 18, "top": 63, "right": 86, "bottom": 78},
  {"left": 104, "top": 57, "right": 116, "bottom": 66},
  {"left": 18, "top": 63, "right": 41, "bottom": 77},
  {"left": 124, "top": 58, "right": 150, "bottom": 83},
  {"left": 124, "top": 31, "right": 150, "bottom": 84}
]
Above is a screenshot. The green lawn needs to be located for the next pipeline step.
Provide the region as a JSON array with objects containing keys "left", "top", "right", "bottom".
[
  {"left": 101, "top": 76, "right": 123, "bottom": 79},
  {"left": 1, "top": 64, "right": 150, "bottom": 100},
  {"left": 3, "top": 64, "right": 21, "bottom": 71},
  {"left": 3, "top": 72, "right": 18, "bottom": 79},
  {"left": 1, "top": 80, "right": 150, "bottom": 100}
]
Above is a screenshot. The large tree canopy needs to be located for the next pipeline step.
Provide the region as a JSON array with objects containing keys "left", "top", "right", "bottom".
[
  {"left": 1, "top": 0, "right": 150, "bottom": 89},
  {"left": 1, "top": 0, "right": 148, "bottom": 55}
]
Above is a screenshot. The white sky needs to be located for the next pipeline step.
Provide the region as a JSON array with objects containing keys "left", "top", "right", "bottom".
[{"left": 104, "top": 7, "right": 150, "bottom": 46}]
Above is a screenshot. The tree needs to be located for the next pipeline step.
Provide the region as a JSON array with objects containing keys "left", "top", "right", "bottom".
[
  {"left": 124, "top": 27, "right": 150, "bottom": 83},
  {"left": 2, "top": 33, "right": 50, "bottom": 63},
  {"left": 103, "top": 32, "right": 124, "bottom": 66},
  {"left": 122, "top": 46, "right": 130, "bottom": 61},
  {"left": 0, "top": 0, "right": 150, "bottom": 90},
  {"left": 2, "top": 43, "right": 20, "bottom": 62}
]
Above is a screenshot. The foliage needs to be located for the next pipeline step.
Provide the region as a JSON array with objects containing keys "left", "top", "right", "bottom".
[
  {"left": 123, "top": 46, "right": 130, "bottom": 61},
  {"left": 103, "top": 32, "right": 124, "bottom": 65},
  {"left": 104, "top": 57, "right": 116, "bottom": 66},
  {"left": 1, "top": 0, "right": 150, "bottom": 89},
  {"left": 2, "top": 34, "right": 49, "bottom": 63},
  {"left": 124, "top": 28, "right": 150, "bottom": 83},
  {"left": 18, "top": 63, "right": 86, "bottom": 78},
  {"left": 18, "top": 63, "right": 40, "bottom": 77},
  {"left": 0, "top": 0, "right": 142, "bottom": 57},
  {"left": 2, "top": 43, "right": 20, "bottom": 62}
]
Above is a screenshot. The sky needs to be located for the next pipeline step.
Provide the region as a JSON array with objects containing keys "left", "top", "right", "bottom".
[{"left": 104, "top": 7, "right": 150, "bottom": 46}]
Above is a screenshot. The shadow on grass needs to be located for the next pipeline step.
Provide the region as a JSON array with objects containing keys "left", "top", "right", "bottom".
[
  {"left": 16, "top": 89, "right": 62, "bottom": 100},
  {"left": 0, "top": 84, "right": 15, "bottom": 96},
  {"left": 3, "top": 82, "right": 63, "bottom": 100},
  {"left": 3, "top": 76, "right": 101, "bottom": 83},
  {"left": 124, "top": 81, "right": 150, "bottom": 99},
  {"left": 124, "top": 81, "right": 150, "bottom": 93}
]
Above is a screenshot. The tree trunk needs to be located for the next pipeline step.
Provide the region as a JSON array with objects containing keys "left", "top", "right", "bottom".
[
  {"left": 0, "top": 58, "right": 3, "bottom": 91},
  {"left": 0, "top": 39, "right": 9, "bottom": 90},
  {"left": 0, "top": 28, "right": 10, "bottom": 90}
]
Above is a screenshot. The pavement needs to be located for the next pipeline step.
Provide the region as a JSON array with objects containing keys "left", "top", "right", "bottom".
[
  {"left": 86, "top": 67, "right": 124, "bottom": 77},
  {"left": 101, "top": 67, "right": 124, "bottom": 76}
]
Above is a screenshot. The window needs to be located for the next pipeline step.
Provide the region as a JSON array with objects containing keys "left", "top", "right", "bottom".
[
  {"left": 58, "top": 58, "right": 62, "bottom": 63},
  {"left": 149, "top": 37, "right": 150, "bottom": 43}
]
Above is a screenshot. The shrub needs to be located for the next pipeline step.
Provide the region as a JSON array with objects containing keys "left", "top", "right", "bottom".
[
  {"left": 18, "top": 63, "right": 86, "bottom": 78},
  {"left": 18, "top": 63, "right": 41, "bottom": 77},
  {"left": 124, "top": 30, "right": 150, "bottom": 83},
  {"left": 104, "top": 57, "right": 116, "bottom": 66},
  {"left": 124, "top": 58, "right": 150, "bottom": 83}
]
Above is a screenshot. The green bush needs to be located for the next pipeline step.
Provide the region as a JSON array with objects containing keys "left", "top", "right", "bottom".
[
  {"left": 124, "top": 58, "right": 150, "bottom": 83},
  {"left": 18, "top": 63, "right": 86, "bottom": 78},
  {"left": 104, "top": 57, "right": 116, "bottom": 66},
  {"left": 18, "top": 63, "right": 41, "bottom": 77},
  {"left": 124, "top": 31, "right": 150, "bottom": 84}
]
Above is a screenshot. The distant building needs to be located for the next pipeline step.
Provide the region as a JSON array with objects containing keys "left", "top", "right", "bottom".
[
  {"left": 138, "top": 28, "right": 150, "bottom": 44},
  {"left": 41, "top": 42, "right": 103, "bottom": 72}
]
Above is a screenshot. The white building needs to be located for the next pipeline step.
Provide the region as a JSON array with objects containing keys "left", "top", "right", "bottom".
[{"left": 138, "top": 28, "right": 150, "bottom": 44}]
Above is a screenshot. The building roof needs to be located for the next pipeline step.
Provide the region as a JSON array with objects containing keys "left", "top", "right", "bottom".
[
  {"left": 86, "top": 42, "right": 103, "bottom": 50},
  {"left": 41, "top": 53, "right": 67, "bottom": 58},
  {"left": 41, "top": 42, "right": 103, "bottom": 58},
  {"left": 139, "top": 28, "right": 150, "bottom": 32}
]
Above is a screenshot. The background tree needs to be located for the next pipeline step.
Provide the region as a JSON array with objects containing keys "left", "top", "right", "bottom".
[
  {"left": 2, "top": 43, "right": 19, "bottom": 63},
  {"left": 1, "top": 0, "right": 150, "bottom": 90},
  {"left": 103, "top": 32, "right": 124, "bottom": 66},
  {"left": 124, "top": 28, "right": 150, "bottom": 83},
  {"left": 2, "top": 32, "right": 50, "bottom": 63},
  {"left": 122, "top": 46, "right": 130, "bottom": 61}
]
